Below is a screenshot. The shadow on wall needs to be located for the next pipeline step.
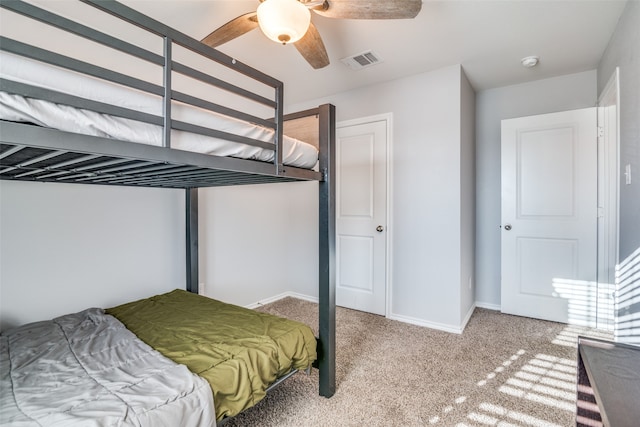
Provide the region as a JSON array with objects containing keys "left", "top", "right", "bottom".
[
  {"left": 551, "top": 278, "right": 615, "bottom": 330},
  {"left": 549, "top": 246, "right": 640, "bottom": 340},
  {"left": 615, "top": 246, "right": 640, "bottom": 345}
]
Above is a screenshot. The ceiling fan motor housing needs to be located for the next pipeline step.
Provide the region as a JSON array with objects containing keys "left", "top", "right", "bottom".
[{"left": 257, "top": 0, "right": 311, "bottom": 45}]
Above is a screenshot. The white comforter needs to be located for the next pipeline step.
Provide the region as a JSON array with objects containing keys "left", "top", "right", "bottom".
[{"left": 0, "top": 308, "right": 216, "bottom": 427}]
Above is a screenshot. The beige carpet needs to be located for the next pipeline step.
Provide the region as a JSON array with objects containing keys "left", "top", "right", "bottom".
[{"left": 224, "top": 298, "right": 611, "bottom": 427}]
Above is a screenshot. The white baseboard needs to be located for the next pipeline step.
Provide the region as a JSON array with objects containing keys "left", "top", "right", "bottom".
[
  {"left": 388, "top": 303, "right": 477, "bottom": 335},
  {"left": 245, "top": 293, "right": 487, "bottom": 336},
  {"left": 387, "top": 313, "right": 466, "bottom": 334},
  {"left": 245, "top": 292, "right": 318, "bottom": 309},
  {"left": 475, "top": 301, "right": 501, "bottom": 311}
]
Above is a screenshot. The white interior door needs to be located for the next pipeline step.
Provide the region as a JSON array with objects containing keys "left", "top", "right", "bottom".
[
  {"left": 336, "top": 118, "right": 388, "bottom": 316},
  {"left": 501, "top": 108, "right": 597, "bottom": 325}
]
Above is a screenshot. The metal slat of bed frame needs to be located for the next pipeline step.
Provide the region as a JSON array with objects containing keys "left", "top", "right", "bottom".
[{"left": 1, "top": 79, "right": 164, "bottom": 128}]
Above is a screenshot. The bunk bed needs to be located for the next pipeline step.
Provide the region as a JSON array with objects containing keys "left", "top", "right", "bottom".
[{"left": 0, "top": 0, "right": 336, "bottom": 425}]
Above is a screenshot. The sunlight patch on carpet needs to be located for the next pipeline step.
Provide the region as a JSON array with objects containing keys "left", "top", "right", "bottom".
[
  {"left": 478, "top": 349, "right": 526, "bottom": 387},
  {"left": 552, "top": 325, "right": 613, "bottom": 347},
  {"left": 477, "top": 402, "right": 565, "bottom": 427},
  {"left": 498, "top": 353, "right": 577, "bottom": 412}
]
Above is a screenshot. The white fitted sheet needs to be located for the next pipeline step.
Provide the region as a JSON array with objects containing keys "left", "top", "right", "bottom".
[{"left": 0, "top": 52, "right": 318, "bottom": 169}]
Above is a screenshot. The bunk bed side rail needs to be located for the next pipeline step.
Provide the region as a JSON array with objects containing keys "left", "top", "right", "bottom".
[{"left": 0, "top": 121, "right": 319, "bottom": 187}]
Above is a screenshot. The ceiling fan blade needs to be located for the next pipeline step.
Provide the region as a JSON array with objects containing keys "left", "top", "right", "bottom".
[
  {"left": 313, "top": 0, "right": 422, "bottom": 19},
  {"left": 201, "top": 12, "right": 258, "bottom": 48},
  {"left": 294, "top": 22, "right": 330, "bottom": 69}
]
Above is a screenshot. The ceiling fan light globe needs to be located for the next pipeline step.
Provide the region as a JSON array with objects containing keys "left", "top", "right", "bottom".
[{"left": 257, "top": 0, "right": 311, "bottom": 45}]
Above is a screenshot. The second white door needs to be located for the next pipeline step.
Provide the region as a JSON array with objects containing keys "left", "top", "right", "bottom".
[
  {"left": 501, "top": 108, "right": 597, "bottom": 325},
  {"left": 336, "top": 117, "right": 388, "bottom": 316}
]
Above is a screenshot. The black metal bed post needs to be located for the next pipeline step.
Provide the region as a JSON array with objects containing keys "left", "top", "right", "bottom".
[
  {"left": 318, "top": 104, "right": 336, "bottom": 398},
  {"left": 274, "top": 82, "right": 284, "bottom": 174},
  {"left": 162, "top": 35, "right": 172, "bottom": 148},
  {"left": 186, "top": 188, "right": 198, "bottom": 294}
]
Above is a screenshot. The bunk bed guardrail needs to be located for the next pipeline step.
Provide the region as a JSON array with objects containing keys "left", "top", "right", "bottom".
[{"left": 0, "top": 0, "right": 321, "bottom": 187}]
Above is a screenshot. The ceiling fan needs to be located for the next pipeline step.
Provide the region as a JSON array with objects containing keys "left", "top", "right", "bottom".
[{"left": 201, "top": 0, "right": 422, "bottom": 69}]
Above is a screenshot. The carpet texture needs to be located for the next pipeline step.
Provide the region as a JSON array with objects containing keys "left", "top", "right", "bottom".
[{"left": 224, "top": 298, "right": 611, "bottom": 427}]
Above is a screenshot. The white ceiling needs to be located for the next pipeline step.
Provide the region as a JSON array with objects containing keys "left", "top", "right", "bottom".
[
  {"left": 121, "top": 0, "right": 627, "bottom": 105},
  {"left": 17, "top": 1, "right": 632, "bottom": 105}
]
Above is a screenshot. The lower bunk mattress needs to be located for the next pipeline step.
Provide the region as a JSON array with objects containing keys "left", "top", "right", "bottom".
[{"left": 0, "top": 290, "right": 317, "bottom": 425}]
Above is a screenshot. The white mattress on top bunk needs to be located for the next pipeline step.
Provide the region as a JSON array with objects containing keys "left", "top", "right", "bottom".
[{"left": 0, "top": 51, "right": 318, "bottom": 169}]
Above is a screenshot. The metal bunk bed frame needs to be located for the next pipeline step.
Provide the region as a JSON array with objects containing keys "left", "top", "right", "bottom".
[{"left": 0, "top": 0, "right": 336, "bottom": 399}]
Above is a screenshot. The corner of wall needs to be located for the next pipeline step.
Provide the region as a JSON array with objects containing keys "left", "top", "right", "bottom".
[{"left": 460, "top": 65, "right": 477, "bottom": 325}]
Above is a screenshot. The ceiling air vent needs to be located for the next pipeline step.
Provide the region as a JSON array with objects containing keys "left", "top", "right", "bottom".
[{"left": 341, "top": 51, "right": 382, "bottom": 70}]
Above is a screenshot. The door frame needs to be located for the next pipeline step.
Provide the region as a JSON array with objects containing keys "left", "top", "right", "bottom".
[
  {"left": 596, "top": 67, "right": 620, "bottom": 330},
  {"left": 336, "top": 113, "right": 393, "bottom": 317}
]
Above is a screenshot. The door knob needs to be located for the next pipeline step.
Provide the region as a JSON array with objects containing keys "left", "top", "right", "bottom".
[
  {"left": 504, "top": 224, "right": 512, "bottom": 231},
  {"left": 376, "top": 225, "right": 384, "bottom": 232}
]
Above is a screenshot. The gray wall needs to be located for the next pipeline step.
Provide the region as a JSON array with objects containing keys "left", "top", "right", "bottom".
[
  {"left": 460, "top": 70, "right": 476, "bottom": 325},
  {"left": 291, "top": 65, "right": 472, "bottom": 331},
  {"left": 597, "top": 0, "right": 640, "bottom": 342},
  {"left": 0, "top": 181, "right": 184, "bottom": 330},
  {"left": 598, "top": 0, "right": 640, "bottom": 262},
  {"left": 198, "top": 181, "right": 318, "bottom": 305},
  {"left": 203, "top": 65, "right": 476, "bottom": 332},
  {"left": 475, "top": 70, "right": 598, "bottom": 308}
]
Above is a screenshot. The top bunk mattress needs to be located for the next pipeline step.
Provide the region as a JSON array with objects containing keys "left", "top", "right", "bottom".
[{"left": 0, "top": 51, "right": 318, "bottom": 169}]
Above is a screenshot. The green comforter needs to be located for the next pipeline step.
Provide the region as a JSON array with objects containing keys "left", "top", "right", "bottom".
[{"left": 107, "top": 289, "right": 316, "bottom": 420}]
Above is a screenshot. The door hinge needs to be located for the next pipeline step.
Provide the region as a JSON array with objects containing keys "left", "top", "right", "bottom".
[
  {"left": 597, "top": 207, "right": 605, "bottom": 218},
  {"left": 597, "top": 126, "right": 604, "bottom": 138}
]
